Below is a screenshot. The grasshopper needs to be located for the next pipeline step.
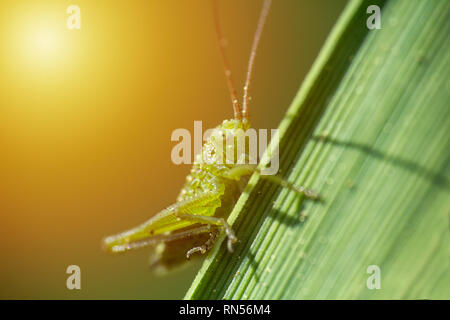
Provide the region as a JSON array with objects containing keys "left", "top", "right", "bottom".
[{"left": 102, "top": 0, "right": 318, "bottom": 273}]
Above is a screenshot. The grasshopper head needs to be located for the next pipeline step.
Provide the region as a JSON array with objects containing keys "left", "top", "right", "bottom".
[
  {"left": 220, "top": 118, "right": 251, "bottom": 132},
  {"left": 211, "top": 119, "right": 252, "bottom": 147},
  {"left": 202, "top": 118, "right": 254, "bottom": 166}
]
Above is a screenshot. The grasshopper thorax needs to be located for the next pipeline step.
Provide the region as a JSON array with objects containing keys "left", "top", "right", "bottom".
[{"left": 176, "top": 118, "right": 252, "bottom": 202}]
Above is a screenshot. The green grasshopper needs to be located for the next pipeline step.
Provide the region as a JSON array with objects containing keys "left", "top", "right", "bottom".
[{"left": 102, "top": 0, "right": 318, "bottom": 273}]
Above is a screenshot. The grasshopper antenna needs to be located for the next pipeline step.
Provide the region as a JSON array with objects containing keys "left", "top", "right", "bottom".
[
  {"left": 242, "top": 0, "right": 271, "bottom": 120},
  {"left": 212, "top": 0, "right": 242, "bottom": 120}
]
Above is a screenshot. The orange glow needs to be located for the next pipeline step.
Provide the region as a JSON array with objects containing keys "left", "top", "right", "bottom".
[{"left": 0, "top": 0, "right": 346, "bottom": 298}]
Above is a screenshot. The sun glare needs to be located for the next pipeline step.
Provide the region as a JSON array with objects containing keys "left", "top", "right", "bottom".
[
  {"left": 24, "top": 23, "right": 66, "bottom": 68},
  {"left": 31, "top": 27, "right": 60, "bottom": 57},
  {"left": 1, "top": 6, "right": 69, "bottom": 73}
]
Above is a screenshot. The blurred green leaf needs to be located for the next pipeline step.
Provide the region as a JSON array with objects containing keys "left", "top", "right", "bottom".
[{"left": 186, "top": 0, "right": 450, "bottom": 299}]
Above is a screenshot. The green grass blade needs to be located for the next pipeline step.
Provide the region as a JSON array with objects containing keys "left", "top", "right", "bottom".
[{"left": 185, "top": 0, "right": 450, "bottom": 299}]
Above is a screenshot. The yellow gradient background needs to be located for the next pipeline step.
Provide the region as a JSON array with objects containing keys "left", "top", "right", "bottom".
[{"left": 0, "top": 0, "right": 345, "bottom": 298}]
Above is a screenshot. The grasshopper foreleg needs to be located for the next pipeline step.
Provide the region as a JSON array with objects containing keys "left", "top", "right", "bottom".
[
  {"left": 223, "top": 164, "right": 320, "bottom": 200},
  {"left": 175, "top": 211, "right": 238, "bottom": 252},
  {"left": 261, "top": 174, "right": 320, "bottom": 200},
  {"left": 186, "top": 226, "right": 220, "bottom": 259}
]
